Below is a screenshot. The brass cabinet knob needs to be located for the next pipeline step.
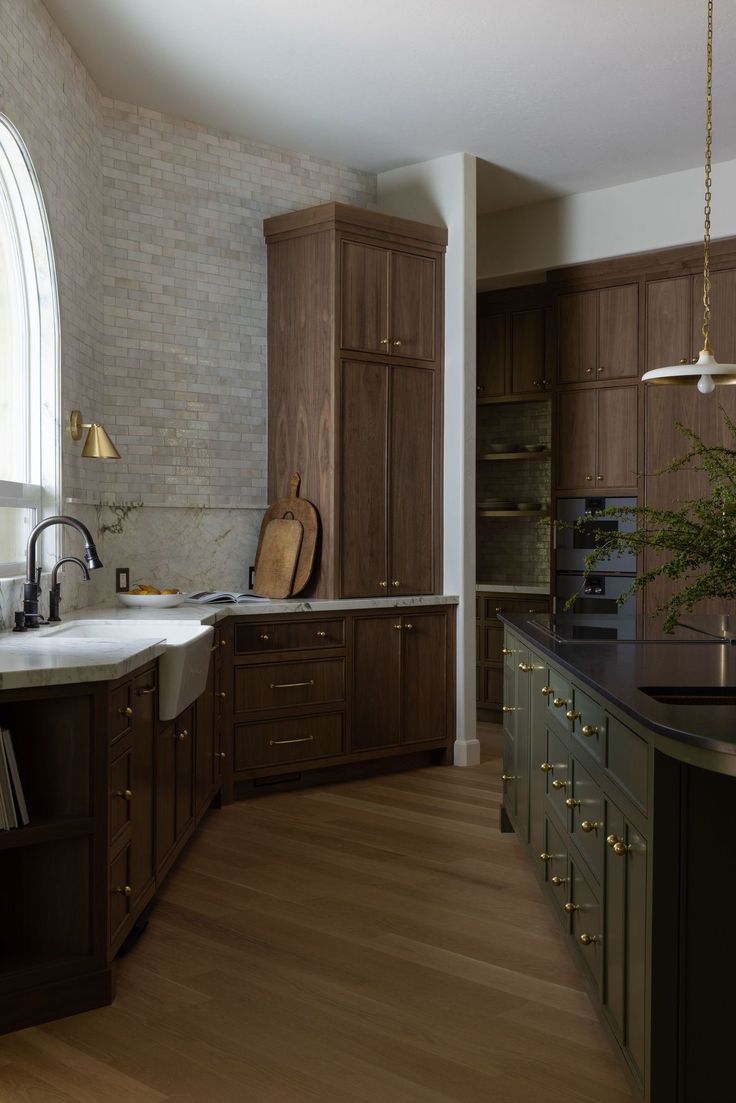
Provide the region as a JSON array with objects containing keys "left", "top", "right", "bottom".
[
  {"left": 177, "top": 729, "right": 189, "bottom": 741},
  {"left": 598, "top": 366, "right": 605, "bottom": 373},
  {"left": 612, "top": 841, "right": 632, "bottom": 856},
  {"left": 541, "top": 685, "right": 553, "bottom": 697},
  {"left": 579, "top": 933, "right": 601, "bottom": 946},
  {"left": 115, "top": 885, "right": 133, "bottom": 897},
  {"left": 501, "top": 647, "right": 513, "bottom": 656},
  {"left": 502, "top": 705, "right": 518, "bottom": 713},
  {"left": 565, "top": 709, "right": 581, "bottom": 721},
  {"left": 259, "top": 633, "right": 270, "bottom": 641},
  {"left": 404, "top": 623, "right": 414, "bottom": 631},
  {"left": 581, "top": 724, "right": 599, "bottom": 737},
  {"left": 585, "top": 367, "right": 594, "bottom": 375},
  {"left": 391, "top": 580, "right": 401, "bottom": 588},
  {"left": 585, "top": 475, "right": 593, "bottom": 481},
  {"left": 597, "top": 474, "right": 604, "bottom": 481},
  {"left": 550, "top": 875, "right": 567, "bottom": 886},
  {"left": 379, "top": 580, "right": 388, "bottom": 588},
  {"left": 580, "top": 820, "right": 599, "bottom": 833},
  {"left": 220, "top": 639, "right": 226, "bottom": 647},
  {"left": 540, "top": 762, "right": 553, "bottom": 772},
  {"left": 217, "top": 691, "right": 227, "bottom": 699},
  {"left": 380, "top": 337, "right": 389, "bottom": 345},
  {"left": 518, "top": 662, "right": 533, "bottom": 673},
  {"left": 116, "top": 788, "right": 133, "bottom": 801},
  {"left": 552, "top": 697, "right": 568, "bottom": 708},
  {"left": 392, "top": 623, "right": 402, "bottom": 630},
  {"left": 565, "top": 797, "right": 581, "bottom": 809},
  {"left": 316, "top": 630, "right": 327, "bottom": 638},
  {"left": 392, "top": 339, "right": 402, "bottom": 347},
  {"left": 564, "top": 902, "right": 580, "bottom": 913},
  {"left": 215, "top": 751, "right": 226, "bottom": 760},
  {"left": 501, "top": 773, "right": 517, "bottom": 783},
  {"left": 606, "top": 834, "right": 621, "bottom": 848},
  {"left": 679, "top": 357, "right": 689, "bottom": 364},
  {"left": 119, "top": 706, "right": 134, "bottom": 718},
  {"left": 539, "top": 852, "right": 553, "bottom": 862},
  {"left": 495, "top": 606, "right": 503, "bottom": 613},
  {"left": 551, "top": 779, "right": 568, "bottom": 790}
]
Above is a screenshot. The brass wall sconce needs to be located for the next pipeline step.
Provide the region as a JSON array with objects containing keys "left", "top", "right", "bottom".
[{"left": 70, "top": 410, "right": 121, "bottom": 459}]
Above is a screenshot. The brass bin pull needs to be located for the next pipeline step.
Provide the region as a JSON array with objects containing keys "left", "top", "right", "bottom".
[
  {"left": 269, "top": 680, "right": 315, "bottom": 690},
  {"left": 210, "top": 642, "right": 221, "bottom": 652},
  {"left": 136, "top": 685, "right": 156, "bottom": 696},
  {"left": 269, "top": 735, "right": 315, "bottom": 747}
]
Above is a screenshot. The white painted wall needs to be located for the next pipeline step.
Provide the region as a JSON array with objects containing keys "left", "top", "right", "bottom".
[
  {"left": 478, "top": 157, "right": 736, "bottom": 281},
  {"left": 377, "top": 153, "right": 479, "bottom": 767}
]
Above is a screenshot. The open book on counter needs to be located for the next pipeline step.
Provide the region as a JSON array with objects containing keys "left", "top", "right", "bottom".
[{"left": 184, "top": 591, "right": 271, "bottom": 604}]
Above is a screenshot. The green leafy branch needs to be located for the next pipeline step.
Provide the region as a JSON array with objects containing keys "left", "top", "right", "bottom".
[{"left": 557, "top": 411, "right": 736, "bottom": 632}]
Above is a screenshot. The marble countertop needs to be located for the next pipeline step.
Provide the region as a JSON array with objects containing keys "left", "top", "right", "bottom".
[{"left": 0, "top": 594, "right": 459, "bottom": 691}]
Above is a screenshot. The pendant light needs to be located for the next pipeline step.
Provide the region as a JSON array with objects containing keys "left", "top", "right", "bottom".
[{"left": 642, "top": 0, "right": 736, "bottom": 393}]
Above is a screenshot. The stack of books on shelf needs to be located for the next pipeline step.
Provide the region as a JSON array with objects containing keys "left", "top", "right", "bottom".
[{"left": 0, "top": 729, "right": 29, "bottom": 830}]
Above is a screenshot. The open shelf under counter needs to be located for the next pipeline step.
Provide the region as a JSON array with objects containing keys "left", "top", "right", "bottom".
[{"left": 0, "top": 816, "right": 94, "bottom": 852}]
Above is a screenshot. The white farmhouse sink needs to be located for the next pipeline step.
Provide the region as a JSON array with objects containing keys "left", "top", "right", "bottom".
[{"left": 44, "top": 620, "right": 214, "bottom": 720}]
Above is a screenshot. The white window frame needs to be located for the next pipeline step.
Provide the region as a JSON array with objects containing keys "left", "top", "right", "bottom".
[{"left": 0, "top": 114, "right": 60, "bottom": 576}]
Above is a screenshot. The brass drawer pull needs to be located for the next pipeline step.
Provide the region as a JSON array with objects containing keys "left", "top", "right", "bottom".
[
  {"left": 580, "top": 820, "right": 600, "bottom": 833},
  {"left": 541, "top": 685, "right": 553, "bottom": 696},
  {"left": 552, "top": 697, "right": 568, "bottom": 708},
  {"left": 564, "top": 902, "right": 580, "bottom": 913},
  {"left": 268, "top": 735, "right": 315, "bottom": 747},
  {"left": 551, "top": 779, "right": 568, "bottom": 790},
  {"left": 551, "top": 875, "right": 567, "bottom": 886},
  {"left": 539, "top": 852, "right": 553, "bottom": 863},
  {"left": 612, "top": 841, "right": 632, "bottom": 856},
  {"left": 215, "top": 751, "right": 226, "bottom": 760},
  {"left": 565, "top": 797, "right": 581, "bottom": 809},
  {"left": 270, "top": 679, "right": 315, "bottom": 690},
  {"left": 217, "top": 691, "right": 227, "bottom": 699},
  {"left": 316, "top": 630, "right": 327, "bottom": 638},
  {"left": 176, "top": 729, "right": 189, "bottom": 741},
  {"left": 581, "top": 724, "right": 599, "bottom": 737},
  {"left": 565, "top": 709, "right": 581, "bottom": 721},
  {"left": 259, "top": 633, "right": 270, "bottom": 642},
  {"left": 495, "top": 606, "right": 503, "bottom": 613},
  {"left": 114, "top": 885, "right": 132, "bottom": 897},
  {"left": 501, "top": 647, "right": 513, "bottom": 656},
  {"left": 501, "top": 705, "right": 518, "bottom": 713},
  {"left": 118, "top": 706, "right": 133, "bottom": 718},
  {"left": 501, "top": 773, "right": 517, "bottom": 782},
  {"left": 518, "top": 662, "right": 533, "bottom": 672},
  {"left": 579, "top": 933, "right": 601, "bottom": 946},
  {"left": 115, "top": 788, "right": 133, "bottom": 801},
  {"left": 540, "top": 762, "right": 553, "bottom": 772},
  {"left": 391, "top": 580, "right": 401, "bottom": 588},
  {"left": 136, "top": 685, "right": 156, "bottom": 696},
  {"left": 379, "top": 580, "right": 388, "bottom": 588}
]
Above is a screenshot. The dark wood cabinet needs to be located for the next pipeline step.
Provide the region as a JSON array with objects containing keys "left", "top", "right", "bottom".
[
  {"left": 511, "top": 308, "right": 547, "bottom": 394},
  {"left": 266, "top": 203, "right": 445, "bottom": 598},
  {"left": 559, "top": 284, "right": 638, "bottom": 382},
  {"left": 128, "top": 668, "right": 157, "bottom": 912},
  {"left": 477, "top": 286, "right": 552, "bottom": 400},
  {"left": 156, "top": 704, "right": 195, "bottom": 879},
  {"left": 401, "top": 613, "right": 447, "bottom": 745},
  {"left": 476, "top": 312, "right": 506, "bottom": 399},
  {"left": 195, "top": 629, "right": 226, "bottom": 818},
  {"left": 556, "top": 385, "right": 637, "bottom": 492}
]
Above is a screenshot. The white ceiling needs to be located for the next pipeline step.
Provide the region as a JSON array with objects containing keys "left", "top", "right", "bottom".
[{"left": 42, "top": 0, "right": 736, "bottom": 213}]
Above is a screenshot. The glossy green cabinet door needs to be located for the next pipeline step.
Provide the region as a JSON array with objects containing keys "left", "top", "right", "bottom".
[{"left": 604, "top": 799, "right": 647, "bottom": 1087}]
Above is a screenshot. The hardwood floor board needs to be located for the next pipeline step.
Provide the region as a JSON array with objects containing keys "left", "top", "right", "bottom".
[
  {"left": 301, "top": 789, "right": 495, "bottom": 838},
  {"left": 0, "top": 1060, "right": 85, "bottom": 1103}
]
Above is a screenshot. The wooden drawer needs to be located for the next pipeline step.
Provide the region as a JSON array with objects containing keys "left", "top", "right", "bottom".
[
  {"left": 234, "top": 619, "right": 344, "bottom": 655},
  {"left": 569, "top": 755, "right": 605, "bottom": 882},
  {"left": 544, "top": 725, "right": 570, "bottom": 828},
  {"left": 109, "top": 746, "right": 133, "bottom": 848},
  {"left": 234, "top": 713, "right": 344, "bottom": 769},
  {"left": 109, "top": 682, "right": 133, "bottom": 744},
  {"left": 234, "top": 659, "right": 344, "bottom": 713},
  {"left": 569, "top": 859, "right": 603, "bottom": 995},
  {"left": 484, "top": 595, "right": 548, "bottom": 622},
  {"left": 606, "top": 714, "right": 649, "bottom": 812},
  {"left": 571, "top": 684, "right": 606, "bottom": 762},
  {"left": 109, "top": 842, "right": 132, "bottom": 947},
  {"left": 542, "top": 815, "right": 569, "bottom": 914}
]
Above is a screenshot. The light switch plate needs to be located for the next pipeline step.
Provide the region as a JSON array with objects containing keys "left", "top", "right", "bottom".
[{"left": 115, "top": 567, "right": 130, "bottom": 593}]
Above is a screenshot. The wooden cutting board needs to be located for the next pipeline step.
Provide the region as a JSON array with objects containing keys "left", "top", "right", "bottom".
[
  {"left": 252, "top": 517, "right": 304, "bottom": 598},
  {"left": 255, "top": 473, "right": 319, "bottom": 595}
]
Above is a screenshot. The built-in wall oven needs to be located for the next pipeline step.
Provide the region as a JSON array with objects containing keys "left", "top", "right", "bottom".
[
  {"left": 555, "top": 497, "right": 638, "bottom": 631},
  {"left": 555, "top": 497, "right": 637, "bottom": 573}
]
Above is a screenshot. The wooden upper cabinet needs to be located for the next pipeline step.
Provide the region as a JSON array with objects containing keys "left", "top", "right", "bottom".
[
  {"left": 559, "top": 284, "right": 638, "bottom": 382},
  {"left": 646, "top": 277, "right": 693, "bottom": 372},
  {"left": 692, "top": 268, "right": 736, "bottom": 362},
  {"left": 340, "top": 240, "right": 388, "bottom": 355},
  {"left": 511, "top": 309, "right": 547, "bottom": 394},
  {"left": 597, "top": 386, "right": 638, "bottom": 489},
  {"left": 477, "top": 312, "right": 506, "bottom": 399},
  {"left": 390, "top": 251, "right": 437, "bottom": 361},
  {"left": 389, "top": 367, "right": 435, "bottom": 594},
  {"left": 556, "top": 385, "right": 637, "bottom": 492},
  {"left": 340, "top": 239, "right": 438, "bottom": 363},
  {"left": 557, "top": 388, "right": 597, "bottom": 489}
]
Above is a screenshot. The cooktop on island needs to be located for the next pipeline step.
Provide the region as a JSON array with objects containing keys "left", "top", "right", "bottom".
[{"left": 526, "top": 612, "right": 736, "bottom": 645}]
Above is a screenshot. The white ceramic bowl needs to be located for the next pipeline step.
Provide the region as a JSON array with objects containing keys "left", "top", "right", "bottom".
[{"left": 118, "top": 592, "right": 185, "bottom": 608}]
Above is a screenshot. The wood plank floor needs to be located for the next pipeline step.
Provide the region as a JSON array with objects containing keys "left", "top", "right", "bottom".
[{"left": 0, "top": 724, "right": 639, "bottom": 1102}]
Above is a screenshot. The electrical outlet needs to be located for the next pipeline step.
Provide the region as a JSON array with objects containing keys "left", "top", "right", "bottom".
[{"left": 115, "top": 567, "right": 130, "bottom": 593}]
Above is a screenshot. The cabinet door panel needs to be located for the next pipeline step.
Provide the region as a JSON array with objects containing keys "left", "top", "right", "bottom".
[
  {"left": 511, "top": 308, "right": 547, "bottom": 394},
  {"left": 340, "top": 240, "right": 388, "bottom": 354},
  {"left": 401, "top": 614, "right": 447, "bottom": 746},
  {"left": 195, "top": 656, "right": 215, "bottom": 814},
  {"left": 692, "top": 268, "right": 736, "bottom": 363},
  {"left": 390, "top": 251, "right": 436, "bottom": 361},
  {"left": 389, "top": 366, "right": 435, "bottom": 594},
  {"left": 597, "top": 386, "right": 638, "bottom": 489},
  {"left": 477, "top": 312, "right": 506, "bottom": 399},
  {"left": 351, "top": 617, "right": 400, "bottom": 751},
  {"left": 155, "top": 722, "right": 177, "bottom": 871},
  {"left": 175, "top": 710, "right": 195, "bottom": 840},
  {"left": 559, "top": 291, "right": 597, "bottom": 383},
  {"left": 341, "top": 361, "right": 388, "bottom": 596},
  {"left": 598, "top": 284, "right": 639, "bottom": 379},
  {"left": 130, "top": 670, "right": 156, "bottom": 905},
  {"left": 556, "top": 389, "right": 596, "bottom": 490},
  {"left": 646, "top": 276, "right": 692, "bottom": 372}
]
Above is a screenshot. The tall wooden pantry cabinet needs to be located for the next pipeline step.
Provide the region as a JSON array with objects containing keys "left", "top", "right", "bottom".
[{"left": 264, "top": 203, "right": 447, "bottom": 599}]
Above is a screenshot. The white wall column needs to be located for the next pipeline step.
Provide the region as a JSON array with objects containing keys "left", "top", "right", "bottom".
[{"left": 377, "top": 153, "right": 479, "bottom": 766}]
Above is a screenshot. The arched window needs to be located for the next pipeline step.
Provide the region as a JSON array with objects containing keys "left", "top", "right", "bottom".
[{"left": 0, "top": 114, "right": 59, "bottom": 575}]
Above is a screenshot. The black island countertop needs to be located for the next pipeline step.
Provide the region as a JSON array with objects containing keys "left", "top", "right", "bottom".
[{"left": 500, "top": 613, "right": 736, "bottom": 761}]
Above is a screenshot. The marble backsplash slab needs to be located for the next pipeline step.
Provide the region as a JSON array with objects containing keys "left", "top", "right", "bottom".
[{"left": 0, "top": 503, "right": 265, "bottom": 630}]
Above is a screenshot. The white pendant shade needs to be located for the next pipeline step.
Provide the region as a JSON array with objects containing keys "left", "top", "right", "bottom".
[{"left": 641, "top": 348, "right": 736, "bottom": 390}]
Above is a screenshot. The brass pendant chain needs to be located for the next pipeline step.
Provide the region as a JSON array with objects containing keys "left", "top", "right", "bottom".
[{"left": 702, "top": 0, "right": 714, "bottom": 353}]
